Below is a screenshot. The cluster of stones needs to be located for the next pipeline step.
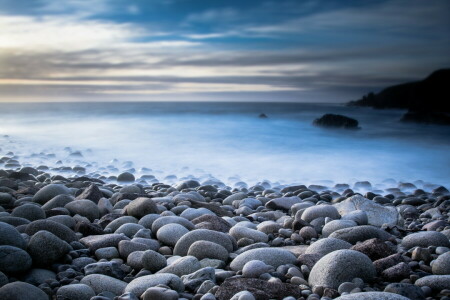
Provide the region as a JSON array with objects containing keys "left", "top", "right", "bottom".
[{"left": 0, "top": 158, "right": 450, "bottom": 300}]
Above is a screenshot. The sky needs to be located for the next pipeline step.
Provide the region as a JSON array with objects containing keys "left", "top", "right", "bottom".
[{"left": 0, "top": 0, "right": 449, "bottom": 102}]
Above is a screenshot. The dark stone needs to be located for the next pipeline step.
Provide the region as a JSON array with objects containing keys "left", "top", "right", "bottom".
[
  {"left": 192, "top": 215, "right": 232, "bottom": 233},
  {"left": 384, "top": 283, "right": 426, "bottom": 300},
  {"left": 117, "top": 172, "right": 135, "bottom": 183},
  {"left": 215, "top": 278, "right": 302, "bottom": 300},
  {"left": 84, "top": 261, "right": 126, "bottom": 280},
  {"left": 25, "top": 219, "right": 77, "bottom": 242},
  {"left": 373, "top": 253, "right": 405, "bottom": 275},
  {"left": 98, "top": 213, "right": 124, "bottom": 229},
  {"left": 297, "top": 253, "right": 322, "bottom": 270},
  {"left": 75, "top": 221, "right": 104, "bottom": 236},
  {"left": 313, "top": 114, "right": 359, "bottom": 129},
  {"left": 76, "top": 183, "right": 103, "bottom": 203},
  {"left": 259, "top": 113, "right": 268, "bottom": 118},
  {"left": 351, "top": 238, "right": 396, "bottom": 261},
  {"left": 381, "top": 262, "right": 411, "bottom": 281}
]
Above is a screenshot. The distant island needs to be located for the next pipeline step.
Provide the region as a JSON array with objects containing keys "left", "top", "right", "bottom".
[{"left": 348, "top": 69, "right": 450, "bottom": 125}]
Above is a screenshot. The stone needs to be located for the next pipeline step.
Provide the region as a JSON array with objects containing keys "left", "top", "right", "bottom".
[
  {"left": 265, "top": 196, "right": 302, "bottom": 210},
  {"left": 117, "top": 172, "right": 135, "bottom": 183},
  {"left": 0, "top": 281, "right": 49, "bottom": 300},
  {"left": 33, "top": 184, "right": 71, "bottom": 204},
  {"left": 126, "top": 197, "right": 158, "bottom": 219},
  {"left": 75, "top": 221, "right": 104, "bottom": 236},
  {"left": 192, "top": 215, "right": 232, "bottom": 233},
  {"left": 41, "top": 194, "right": 74, "bottom": 210},
  {"left": 215, "top": 278, "right": 301, "bottom": 300},
  {"left": 142, "top": 286, "right": 179, "bottom": 300},
  {"left": 80, "top": 233, "right": 130, "bottom": 251},
  {"left": 21, "top": 268, "right": 56, "bottom": 285},
  {"left": 125, "top": 274, "right": 184, "bottom": 297},
  {"left": 308, "top": 250, "right": 376, "bottom": 289},
  {"left": 57, "top": 283, "right": 96, "bottom": 300},
  {"left": 115, "top": 223, "right": 145, "bottom": 238},
  {"left": 76, "top": 183, "right": 103, "bottom": 203},
  {"left": 65, "top": 200, "right": 100, "bottom": 222},
  {"left": 305, "top": 237, "right": 352, "bottom": 257},
  {"left": 118, "top": 240, "right": 153, "bottom": 259},
  {"left": 230, "top": 248, "right": 296, "bottom": 271},
  {"left": 334, "top": 292, "right": 411, "bottom": 300},
  {"left": 313, "top": 114, "right": 359, "bottom": 129},
  {"left": 181, "top": 267, "right": 215, "bottom": 291},
  {"left": 334, "top": 195, "right": 399, "bottom": 226},
  {"left": 105, "top": 216, "right": 139, "bottom": 232},
  {"left": 401, "top": 231, "right": 450, "bottom": 249},
  {"left": 72, "top": 257, "right": 97, "bottom": 270},
  {"left": 341, "top": 210, "right": 368, "bottom": 225},
  {"left": 26, "top": 219, "right": 77, "bottom": 242},
  {"left": 230, "top": 291, "right": 255, "bottom": 300},
  {"left": 301, "top": 205, "right": 340, "bottom": 223},
  {"left": 174, "top": 180, "right": 200, "bottom": 190},
  {"left": 0, "top": 245, "right": 32, "bottom": 273},
  {"left": 187, "top": 240, "right": 229, "bottom": 262},
  {"left": 329, "top": 225, "right": 392, "bottom": 244},
  {"left": 351, "top": 238, "right": 395, "bottom": 260},
  {"left": 141, "top": 250, "right": 167, "bottom": 272},
  {"left": 84, "top": 261, "right": 125, "bottom": 280},
  {"left": 151, "top": 216, "right": 195, "bottom": 233},
  {"left": 157, "top": 223, "right": 189, "bottom": 247},
  {"left": 81, "top": 274, "right": 127, "bottom": 295},
  {"left": 157, "top": 256, "right": 201, "bottom": 276},
  {"left": 0, "top": 271, "right": 7, "bottom": 287},
  {"left": 11, "top": 204, "right": 45, "bottom": 221},
  {"left": 381, "top": 262, "right": 411, "bottom": 281},
  {"left": 321, "top": 220, "right": 357, "bottom": 237},
  {"left": 28, "top": 230, "right": 71, "bottom": 266},
  {"left": 432, "top": 251, "right": 450, "bottom": 275},
  {"left": 180, "top": 207, "right": 215, "bottom": 220},
  {"left": 242, "top": 260, "right": 273, "bottom": 278},
  {"left": 384, "top": 283, "right": 425, "bottom": 300},
  {"left": 414, "top": 275, "right": 450, "bottom": 291},
  {"left": 0, "top": 221, "right": 27, "bottom": 249},
  {"left": 0, "top": 193, "right": 14, "bottom": 208},
  {"left": 230, "top": 226, "right": 268, "bottom": 243},
  {"left": 373, "top": 253, "right": 406, "bottom": 275},
  {"left": 173, "top": 229, "right": 234, "bottom": 256}
]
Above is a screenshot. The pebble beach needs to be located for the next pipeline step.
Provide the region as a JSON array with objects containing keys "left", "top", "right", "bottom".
[{"left": 0, "top": 136, "right": 449, "bottom": 300}]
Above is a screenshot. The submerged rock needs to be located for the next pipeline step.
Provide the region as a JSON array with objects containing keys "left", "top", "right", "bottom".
[{"left": 313, "top": 114, "right": 359, "bottom": 129}]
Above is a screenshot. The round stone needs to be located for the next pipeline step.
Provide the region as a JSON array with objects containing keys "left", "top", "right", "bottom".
[
  {"left": 301, "top": 205, "right": 340, "bottom": 223},
  {"left": 117, "top": 172, "right": 135, "bottom": 183},
  {"left": 25, "top": 219, "right": 78, "bottom": 242},
  {"left": 142, "top": 286, "right": 179, "bottom": 300},
  {"left": 11, "top": 204, "right": 45, "bottom": 221},
  {"left": 230, "top": 248, "right": 296, "bottom": 271},
  {"left": 230, "top": 226, "right": 268, "bottom": 243},
  {"left": 157, "top": 256, "right": 201, "bottom": 277},
  {"left": 0, "top": 221, "right": 27, "bottom": 249},
  {"left": 105, "top": 216, "right": 138, "bottom": 232},
  {"left": 151, "top": 216, "right": 195, "bottom": 233},
  {"left": 0, "top": 245, "right": 32, "bottom": 273},
  {"left": 80, "top": 274, "right": 127, "bottom": 295},
  {"left": 0, "top": 281, "right": 49, "bottom": 300},
  {"left": 414, "top": 275, "right": 450, "bottom": 291},
  {"left": 65, "top": 200, "right": 100, "bottom": 222},
  {"left": 401, "top": 231, "right": 450, "bottom": 249},
  {"left": 125, "top": 274, "right": 184, "bottom": 297},
  {"left": 305, "top": 237, "right": 352, "bottom": 257},
  {"left": 242, "top": 260, "right": 273, "bottom": 278},
  {"left": 329, "top": 225, "right": 392, "bottom": 244},
  {"left": 173, "top": 229, "right": 234, "bottom": 256},
  {"left": 21, "top": 268, "right": 56, "bottom": 286},
  {"left": 126, "top": 198, "right": 158, "bottom": 219},
  {"left": 141, "top": 250, "right": 167, "bottom": 272},
  {"left": 432, "top": 251, "right": 450, "bottom": 275},
  {"left": 33, "top": 184, "right": 71, "bottom": 205},
  {"left": 334, "top": 292, "right": 411, "bottom": 300},
  {"left": 341, "top": 210, "right": 368, "bottom": 225},
  {"left": 187, "top": 240, "right": 229, "bottom": 261},
  {"left": 308, "top": 249, "right": 376, "bottom": 289},
  {"left": 115, "top": 223, "right": 146, "bottom": 238},
  {"left": 56, "top": 283, "right": 96, "bottom": 300},
  {"left": 28, "top": 230, "right": 72, "bottom": 266},
  {"left": 157, "top": 223, "right": 189, "bottom": 247}
]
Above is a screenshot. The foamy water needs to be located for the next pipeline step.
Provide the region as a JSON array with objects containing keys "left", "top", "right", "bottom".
[{"left": 0, "top": 102, "right": 449, "bottom": 187}]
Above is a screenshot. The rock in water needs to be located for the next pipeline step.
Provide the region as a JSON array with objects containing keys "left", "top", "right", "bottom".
[
  {"left": 308, "top": 249, "right": 376, "bottom": 289},
  {"left": 313, "top": 114, "right": 359, "bottom": 129}
]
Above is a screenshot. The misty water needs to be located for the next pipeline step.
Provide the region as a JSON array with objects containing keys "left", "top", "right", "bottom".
[{"left": 0, "top": 102, "right": 449, "bottom": 187}]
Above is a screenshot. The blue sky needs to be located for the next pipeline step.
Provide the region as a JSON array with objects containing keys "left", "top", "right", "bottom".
[{"left": 0, "top": 0, "right": 449, "bottom": 102}]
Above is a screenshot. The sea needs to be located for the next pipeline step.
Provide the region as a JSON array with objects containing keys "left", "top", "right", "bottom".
[{"left": 0, "top": 101, "right": 449, "bottom": 188}]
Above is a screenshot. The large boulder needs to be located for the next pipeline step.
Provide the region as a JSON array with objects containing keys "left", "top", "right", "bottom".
[
  {"left": 308, "top": 249, "right": 376, "bottom": 289},
  {"left": 334, "top": 195, "right": 399, "bottom": 226},
  {"left": 28, "top": 230, "right": 72, "bottom": 266}
]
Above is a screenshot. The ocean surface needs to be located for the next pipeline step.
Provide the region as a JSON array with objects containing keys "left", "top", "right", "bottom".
[{"left": 0, "top": 102, "right": 449, "bottom": 187}]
